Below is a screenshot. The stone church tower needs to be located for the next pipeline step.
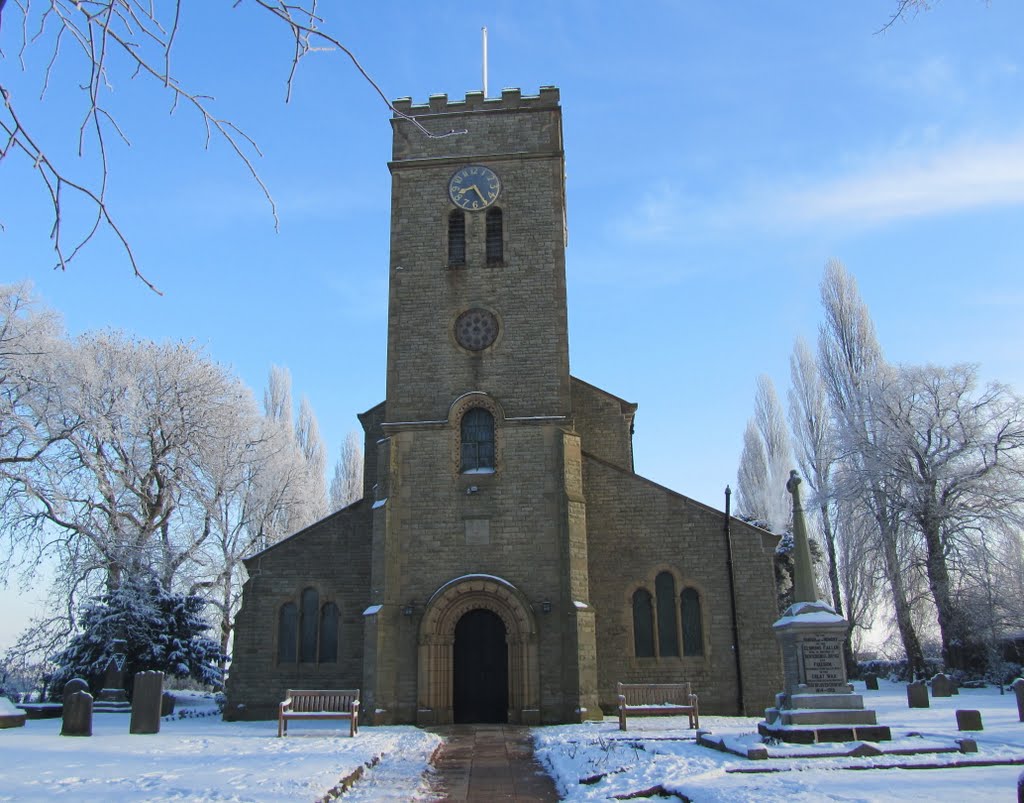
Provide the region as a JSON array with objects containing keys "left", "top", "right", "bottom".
[{"left": 226, "top": 87, "right": 783, "bottom": 725}]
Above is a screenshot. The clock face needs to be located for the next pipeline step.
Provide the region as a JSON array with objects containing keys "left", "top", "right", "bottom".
[{"left": 449, "top": 165, "right": 501, "bottom": 211}]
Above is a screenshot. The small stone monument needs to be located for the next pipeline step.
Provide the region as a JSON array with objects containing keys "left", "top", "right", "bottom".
[
  {"left": 759, "top": 471, "right": 891, "bottom": 743},
  {"left": 956, "top": 709, "right": 983, "bottom": 731},
  {"left": 94, "top": 639, "right": 131, "bottom": 713},
  {"left": 0, "top": 696, "right": 27, "bottom": 729},
  {"left": 61, "top": 690, "right": 93, "bottom": 736},
  {"left": 907, "top": 681, "right": 929, "bottom": 708},
  {"left": 864, "top": 673, "right": 879, "bottom": 691},
  {"left": 130, "top": 671, "right": 164, "bottom": 734},
  {"left": 931, "top": 673, "right": 954, "bottom": 698},
  {"left": 1012, "top": 678, "right": 1024, "bottom": 723}
]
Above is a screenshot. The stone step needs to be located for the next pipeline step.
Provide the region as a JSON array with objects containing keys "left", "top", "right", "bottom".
[
  {"left": 787, "top": 693, "right": 866, "bottom": 710},
  {"left": 779, "top": 708, "right": 878, "bottom": 727}
]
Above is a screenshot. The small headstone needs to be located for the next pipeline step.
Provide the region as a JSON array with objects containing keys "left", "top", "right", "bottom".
[
  {"left": 161, "top": 692, "right": 176, "bottom": 717},
  {"left": 864, "top": 673, "right": 879, "bottom": 691},
  {"left": 931, "top": 673, "right": 954, "bottom": 698},
  {"left": 130, "top": 671, "right": 164, "bottom": 734},
  {"left": 1012, "top": 678, "right": 1024, "bottom": 723},
  {"left": 907, "top": 681, "right": 929, "bottom": 708},
  {"left": 955, "top": 709, "right": 983, "bottom": 731},
  {"left": 63, "top": 678, "right": 89, "bottom": 707},
  {"left": 61, "top": 690, "right": 93, "bottom": 737}
]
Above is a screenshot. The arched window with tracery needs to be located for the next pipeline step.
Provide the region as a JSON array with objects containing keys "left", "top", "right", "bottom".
[
  {"left": 277, "top": 602, "right": 298, "bottom": 663},
  {"left": 461, "top": 408, "right": 495, "bottom": 472},
  {"left": 485, "top": 207, "right": 503, "bottom": 264},
  {"left": 681, "top": 587, "right": 704, "bottom": 657},
  {"left": 656, "top": 571, "right": 679, "bottom": 657},
  {"left": 448, "top": 210, "right": 466, "bottom": 266},
  {"left": 632, "top": 589, "right": 655, "bottom": 657},
  {"left": 300, "top": 587, "right": 319, "bottom": 663}
]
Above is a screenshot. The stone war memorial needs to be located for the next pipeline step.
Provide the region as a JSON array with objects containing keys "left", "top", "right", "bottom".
[
  {"left": 225, "top": 87, "right": 785, "bottom": 725},
  {"left": 760, "top": 471, "right": 890, "bottom": 744}
]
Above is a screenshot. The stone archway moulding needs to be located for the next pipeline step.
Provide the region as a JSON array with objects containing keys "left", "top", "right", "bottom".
[{"left": 417, "top": 574, "right": 541, "bottom": 725}]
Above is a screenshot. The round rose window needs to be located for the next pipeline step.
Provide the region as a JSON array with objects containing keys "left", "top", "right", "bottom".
[{"left": 454, "top": 308, "right": 499, "bottom": 351}]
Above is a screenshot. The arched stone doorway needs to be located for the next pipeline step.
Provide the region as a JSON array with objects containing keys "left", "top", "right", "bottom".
[{"left": 417, "top": 575, "right": 540, "bottom": 725}]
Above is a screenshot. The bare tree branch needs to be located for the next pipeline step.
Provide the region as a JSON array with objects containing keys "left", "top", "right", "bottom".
[{"left": 0, "top": 1, "right": 466, "bottom": 293}]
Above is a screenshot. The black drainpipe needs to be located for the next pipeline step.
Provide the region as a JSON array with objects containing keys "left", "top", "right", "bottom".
[{"left": 724, "top": 485, "right": 745, "bottom": 715}]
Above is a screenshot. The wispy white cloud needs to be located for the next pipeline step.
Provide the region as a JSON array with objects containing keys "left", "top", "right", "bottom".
[
  {"left": 617, "top": 136, "right": 1024, "bottom": 240},
  {"left": 767, "top": 138, "right": 1024, "bottom": 227}
]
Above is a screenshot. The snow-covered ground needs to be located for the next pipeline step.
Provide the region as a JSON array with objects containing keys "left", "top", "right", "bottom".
[
  {"left": 2, "top": 682, "right": 1022, "bottom": 801},
  {"left": 534, "top": 679, "right": 1024, "bottom": 801},
  {"left": 0, "top": 693, "right": 442, "bottom": 802}
]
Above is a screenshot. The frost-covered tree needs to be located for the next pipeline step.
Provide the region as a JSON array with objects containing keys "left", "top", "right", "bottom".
[
  {"left": 789, "top": 338, "right": 841, "bottom": 609},
  {"left": 1, "top": 332, "right": 245, "bottom": 595},
  {"left": 867, "top": 363, "right": 1024, "bottom": 671},
  {"left": 818, "top": 259, "right": 925, "bottom": 676},
  {"left": 329, "top": 430, "right": 364, "bottom": 511},
  {"left": 0, "top": 283, "right": 70, "bottom": 566},
  {"left": 48, "top": 577, "right": 224, "bottom": 697},
  {"left": 736, "top": 375, "right": 793, "bottom": 533}
]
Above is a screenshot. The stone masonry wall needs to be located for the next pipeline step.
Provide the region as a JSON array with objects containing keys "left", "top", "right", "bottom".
[
  {"left": 582, "top": 454, "right": 782, "bottom": 716},
  {"left": 570, "top": 377, "right": 636, "bottom": 472},
  {"left": 224, "top": 503, "right": 372, "bottom": 720}
]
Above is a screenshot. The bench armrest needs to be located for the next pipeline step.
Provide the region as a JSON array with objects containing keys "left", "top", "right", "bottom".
[{"left": 279, "top": 697, "right": 293, "bottom": 713}]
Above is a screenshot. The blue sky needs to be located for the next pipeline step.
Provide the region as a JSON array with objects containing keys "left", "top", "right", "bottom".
[{"left": 2, "top": 3, "right": 1024, "bottom": 647}]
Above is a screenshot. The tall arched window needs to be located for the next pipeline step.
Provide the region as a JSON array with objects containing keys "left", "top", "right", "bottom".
[
  {"left": 300, "top": 587, "right": 319, "bottom": 663},
  {"left": 485, "top": 207, "right": 503, "bottom": 264},
  {"left": 448, "top": 210, "right": 466, "bottom": 266},
  {"left": 681, "top": 587, "right": 704, "bottom": 657},
  {"left": 632, "top": 589, "right": 655, "bottom": 657},
  {"left": 655, "top": 572, "right": 679, "bottom": 657},
  {"left": 277, "top": 602, "right": 298, "bottom": 663},
  {"left": 319, "top": 602, "right": 340, "bottom": 663},
  {"left": 461, "top": 408, "right": 495, "bottom": 472}
]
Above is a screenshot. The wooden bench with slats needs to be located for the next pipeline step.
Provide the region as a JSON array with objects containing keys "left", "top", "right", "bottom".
[
  {"left": 616, "top": 682, "right": 699, "bottom": 731},
  {"left": 278, "top": 689, "right": 360, "bottom": 737}
]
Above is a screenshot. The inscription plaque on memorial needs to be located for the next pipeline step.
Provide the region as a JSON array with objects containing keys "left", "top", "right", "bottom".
[{"left": 798, "top": 635, "right": 846, "bottom": 689}]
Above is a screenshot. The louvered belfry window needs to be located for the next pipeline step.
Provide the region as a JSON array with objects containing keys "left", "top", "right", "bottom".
[
  {"left": 448, "top": 210, "right": 466, "bottom": 266},
  {"left": 485, "top": 207, "right": 503, "bottom": 264}
]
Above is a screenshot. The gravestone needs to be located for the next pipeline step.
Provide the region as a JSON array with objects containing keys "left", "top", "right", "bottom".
[
  {"left": 864, "top": 673, "right": 879, "bottom": 691},
  {"left": 931, "top": 673, "right": 954, "bottom": 698},
  {"left": 61, "top": 690, "right": 93, "bottom": 736},
  {"left": 907, "top": 681, "right": 929, "bottom": 708},
  {"left": 161, "top": 692, "right": 176, "bottom": 717},
  {"left": 130, "top": 671, "right": 164, "bottom": 734},
  {"left": 956, "top": 709, "right": 983, "bottom": 731},
  {"left": 1012, "top": 678, "right": 1024, "bottom": 723},
  {"left": 63, "top": 678, "right": 89, "bottom": 707}
]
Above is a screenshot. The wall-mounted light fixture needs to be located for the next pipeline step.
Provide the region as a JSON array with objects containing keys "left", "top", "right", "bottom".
[
  {"left": 541, "top": 599, "right": 552, "bottom": 614},
  {"left": 402, "top": 602, "right": 415, "bottom": 616}
]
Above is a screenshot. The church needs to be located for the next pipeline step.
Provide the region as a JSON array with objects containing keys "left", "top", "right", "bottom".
[{"left": 225, "top": 86, "right": 783, "bottom": 726}]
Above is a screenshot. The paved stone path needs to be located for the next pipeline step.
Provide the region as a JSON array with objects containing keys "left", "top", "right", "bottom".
[{"left": 427, "top": 724, "right": 560, "bottom": 801}]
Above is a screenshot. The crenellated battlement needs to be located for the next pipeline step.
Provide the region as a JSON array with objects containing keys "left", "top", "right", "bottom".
[{"left": 391, "top": 86, "right": 560, "bottom": 116}]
